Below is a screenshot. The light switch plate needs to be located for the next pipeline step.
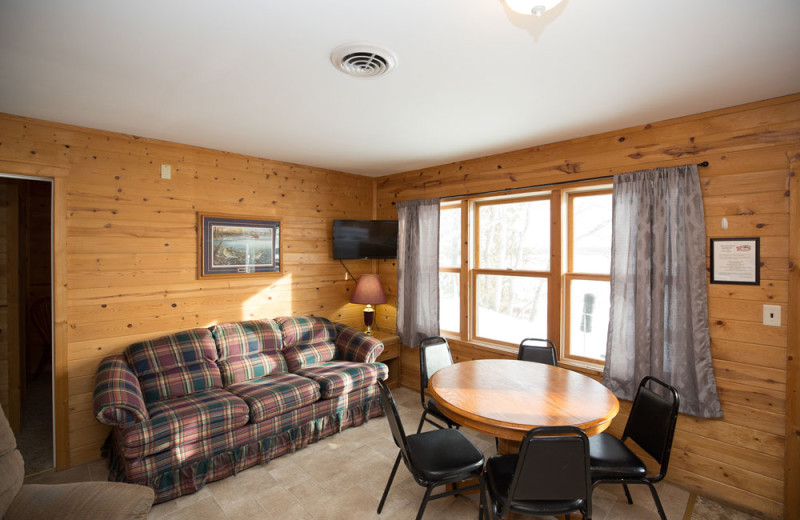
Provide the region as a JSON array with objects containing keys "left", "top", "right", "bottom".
[
  {"left": 160, "top": 164, "right": 171, "bottom": 179},
  {"left": 763, "top": 305, "right": 781, "bottom": 326}
]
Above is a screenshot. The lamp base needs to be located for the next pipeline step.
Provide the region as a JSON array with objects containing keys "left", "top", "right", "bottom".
[{"left": 363, "top": 304, "right": 375, "bottom": 336}]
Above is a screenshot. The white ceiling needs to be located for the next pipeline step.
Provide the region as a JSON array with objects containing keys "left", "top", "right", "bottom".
[{"left": 1, "top": 1, "right": 799, "bottom": 177}]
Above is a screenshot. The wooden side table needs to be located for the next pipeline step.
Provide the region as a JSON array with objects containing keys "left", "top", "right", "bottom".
[{"left": 372, "top": 330, "right": 400, "bottom": 388}]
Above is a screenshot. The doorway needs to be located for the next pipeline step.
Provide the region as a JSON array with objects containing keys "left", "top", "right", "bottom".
[{"left": 0, "top": 175, "right": 54, "bottom": 475}]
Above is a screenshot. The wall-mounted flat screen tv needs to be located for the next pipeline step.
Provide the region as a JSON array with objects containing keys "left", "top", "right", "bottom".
[{"left": 333, "top": 220, "right": 398, "bottom": 260}]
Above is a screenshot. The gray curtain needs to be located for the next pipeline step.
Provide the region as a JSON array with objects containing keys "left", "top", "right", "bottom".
[
  {"left": 604, "top": 165, "right": 722, "bottom": 418},
  {"left": 396, "top": 198, "right": 440, "bottom": 347}
]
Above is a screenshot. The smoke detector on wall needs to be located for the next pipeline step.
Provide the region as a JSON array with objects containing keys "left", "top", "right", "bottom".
[{"left": 331, "top": 43, "right": 397, "bottom": 78}]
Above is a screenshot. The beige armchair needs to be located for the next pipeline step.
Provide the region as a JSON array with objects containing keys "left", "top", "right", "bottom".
[{"left": 0, "top": 405, "right": 153, "bottom": 520}]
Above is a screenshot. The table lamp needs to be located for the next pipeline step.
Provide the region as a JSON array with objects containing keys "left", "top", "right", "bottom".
[{"left": 351, "top": 274, "right": 387, "bottom": 335}]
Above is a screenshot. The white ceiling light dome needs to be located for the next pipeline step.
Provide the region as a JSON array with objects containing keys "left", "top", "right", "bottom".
[
  {"left": 505, "top": 0, "right": 563, "bottom": 16},
  {"left": 331, "top": 43, "right": 397, "bottom": 79}
]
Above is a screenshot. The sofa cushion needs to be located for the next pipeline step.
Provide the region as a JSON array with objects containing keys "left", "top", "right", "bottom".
[
  {"left": 276, "top": 317, "right": 337, "bottom": 371},
  {"left": 126, "top": 328, "right": 222, "bottom": 403},
  {"left": 226, "top": 373, "right": 321, "bottom": 423},
  {"left": 294, "top": 361, "right": 389, "bottom": 399},
  {"left": 211, "top": 319, "right": 287, "bottom": 385},
  {"left": 119, "top": 388, "right": 249, "bottom": 458}
]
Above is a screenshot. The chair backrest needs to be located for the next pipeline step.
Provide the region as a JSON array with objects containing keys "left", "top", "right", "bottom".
[
  {"left": 503, "top": 426, "right": 591, "bottom": 518},
  {"left": 622, "top": 376, "right": 680, "bottom": 480},
  {"left": 418, "top": 336, "right": 454, "bottom": 407},
  {"left": 517, "top": 338, "right": 558, "bottom": 366},
  {"left": 377, "top": 380, "right": 412, "bottom": 460}
]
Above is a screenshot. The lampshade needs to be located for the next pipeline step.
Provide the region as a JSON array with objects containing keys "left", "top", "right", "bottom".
[
  {"left": 504, "top": 0, "right": 562, "bottom": 16},
  {"left": 351, "top": 274, "right": 387, "bottom": 305}
]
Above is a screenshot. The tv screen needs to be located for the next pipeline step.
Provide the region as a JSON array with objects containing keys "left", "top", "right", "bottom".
[{"left": 333, "top": 220, "right": 398, "bottom": 260}]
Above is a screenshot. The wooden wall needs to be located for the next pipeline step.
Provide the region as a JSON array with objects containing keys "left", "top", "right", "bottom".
[
  {"left": 375, "top": 94, "right": 800, "bottom": 519},
  {"left": 0, "top": 113, "right": 379, "bottom": 467}
]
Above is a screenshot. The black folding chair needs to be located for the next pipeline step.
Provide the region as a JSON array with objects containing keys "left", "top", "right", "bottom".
[
  {"left": 417, "top": 336, "right": 460, "bottom": 433},
  {"left": 517, "top": 337, "right": 558, "bottom": 366},
  {"left": 589, "top": 376, "right": 680, "bottom": 520},
  {"left": 486, "top": 426, "right": 592, "bottom": 519},
  {"left": 376, "top": 380, "right": 487, "bottom": 520}
]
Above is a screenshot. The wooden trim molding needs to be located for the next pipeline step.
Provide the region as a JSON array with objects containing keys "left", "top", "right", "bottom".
[
  {"left": 0, "top": 160, "right": 68, "bottom": 179},
  {"left": 786, "top": 153, "right": 799, "bottom": 519},
  {"left": 52, "top": 178, "right": 69, "bottom": 470}
]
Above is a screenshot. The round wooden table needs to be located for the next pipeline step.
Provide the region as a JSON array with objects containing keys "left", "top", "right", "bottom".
[{"left": 428, "top": 359, "right": 619, "bottom": 452}]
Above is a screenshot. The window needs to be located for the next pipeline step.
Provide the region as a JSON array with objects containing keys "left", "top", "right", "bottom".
[
  {"left": 438, "top": 186, "right": 612, "bottom": 367},
  {"left": 439, "top": 204, "right": 462, "bottom": 334},
  {"left": 474, "top": 197, "right": 550, "bottom": 344},
  {"left": 564, "top": 191, "right": 612, "bottom": 363}
]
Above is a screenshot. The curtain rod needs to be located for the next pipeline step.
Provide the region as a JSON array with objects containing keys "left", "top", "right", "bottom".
[{"left": 390, "top": 161, "right": 709, "bottom": 205}]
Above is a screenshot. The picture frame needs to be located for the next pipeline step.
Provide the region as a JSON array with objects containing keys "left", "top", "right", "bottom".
[
  {"left": 198, "top": 213, "right": 281, "bottom": 278},
  {"left": 709, "top": 237, "right": 760, "bottom": 285}
]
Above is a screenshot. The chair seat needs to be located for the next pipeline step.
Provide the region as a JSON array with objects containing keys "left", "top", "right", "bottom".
[
  {"left": 487, "top": 453, "right": 586, "bottom": 516},
  {"left": 406, "top": 429, "right": 484, "bottom": 482},
  {"left": 588, "top": 432, "right": 647, "bottom": 480},
  {"left": 425, "top": 398, "right": 459, "bottom": 427}
]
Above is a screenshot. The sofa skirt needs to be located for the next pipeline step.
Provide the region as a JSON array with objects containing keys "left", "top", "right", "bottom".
[{"left": 103, "top": 385, "right": 384, "bottom": 503}]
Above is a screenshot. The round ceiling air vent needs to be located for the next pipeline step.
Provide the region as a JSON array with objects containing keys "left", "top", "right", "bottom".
[{"left": 331, "top": 43, "right": 397, "bottom": 78}]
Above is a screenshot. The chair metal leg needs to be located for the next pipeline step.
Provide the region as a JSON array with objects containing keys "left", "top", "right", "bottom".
[
  {"left": 415, "top": 486, "right": 434, "bottom": 520},
  {"left": 622, "top": 483, "right": 633, "bottom": 504},
  {"left": 477, "top": 474, "right": 487, "bottom": 520},
  {"left": 416, "top": 410, "right": 428, "bottom": 433},
  {"left": 377, "top": 452, "right": 402, "bottom": 514},
  {"left": 646, "top": 482, "right": 667, "bottom": 520}
]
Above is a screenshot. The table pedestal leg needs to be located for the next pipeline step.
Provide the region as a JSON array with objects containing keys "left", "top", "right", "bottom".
[{"left": 496, "top": 437, "right": 521, "bottom": 455}]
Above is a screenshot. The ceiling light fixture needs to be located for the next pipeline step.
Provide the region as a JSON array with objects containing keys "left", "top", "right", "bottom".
[{"left": 504, "top": 0, "right": 563, "bottom": 16}]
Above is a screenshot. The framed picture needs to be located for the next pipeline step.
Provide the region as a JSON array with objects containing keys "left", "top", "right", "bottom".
[
  {"left": 198, "top": 213, "right": 281, "bottom": 278},
  {"left": 710, "top": 237, "right": 760, "bottom": 285}
]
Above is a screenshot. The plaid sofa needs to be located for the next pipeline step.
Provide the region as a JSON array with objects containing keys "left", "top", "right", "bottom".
[{"left": 93, "top": 317, "right": 387, "bottom": 503}]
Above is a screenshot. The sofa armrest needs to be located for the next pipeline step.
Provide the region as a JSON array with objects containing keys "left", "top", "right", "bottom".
[
  {"left": 93, "top": 355, "right": 148, "bottom": 427},
  {"left": 334, "top": 324, "right": 384, "bottom": 363}
]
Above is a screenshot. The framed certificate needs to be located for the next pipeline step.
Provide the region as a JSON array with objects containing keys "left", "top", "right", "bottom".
[{"left": 709, "top": 238, "right": 760, "bottom": 285}]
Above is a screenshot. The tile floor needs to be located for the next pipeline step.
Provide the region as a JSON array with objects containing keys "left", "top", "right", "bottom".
[{"left": 26, "top": 387, "right": 751, "bottom": 519}]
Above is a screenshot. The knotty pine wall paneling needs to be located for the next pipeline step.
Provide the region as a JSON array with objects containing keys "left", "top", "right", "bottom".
[
  {"left": 0, "top": 113, "right": 378, "bottom": 468},
  {"left": 376, "top": 94, "right": 800, "bottom": 519}
]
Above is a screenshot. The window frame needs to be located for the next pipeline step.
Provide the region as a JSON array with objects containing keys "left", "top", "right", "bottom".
[
  {"left": 471, "top": 194, "right": 554, "bottom": 347},
  {"left": 438, "top": 181, "right": 611, "bottom": 370},
  {"left": 438, "top": 201, "right": 467, "bottom": 336},
  {"left": 562, "top": 189, "right": 612, "bottom": 365}
]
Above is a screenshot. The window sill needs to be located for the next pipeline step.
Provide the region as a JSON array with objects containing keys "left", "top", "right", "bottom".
[
  {"left": 440, "top": 334, "right": 518, "bottom": 359},
  {"left": 557, "top": 359, "right": 604, "bottom": 379},
  {"left": 441, "top": 334, "right": 605, "bottom": 378}
]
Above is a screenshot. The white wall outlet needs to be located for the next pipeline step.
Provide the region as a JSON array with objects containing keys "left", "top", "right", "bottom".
[
  {"left": 160, "top": 164, "right": 171, "bottom": 179},
  {"left": 762, "top": 304, "right": 781, "bottom": 327}
]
